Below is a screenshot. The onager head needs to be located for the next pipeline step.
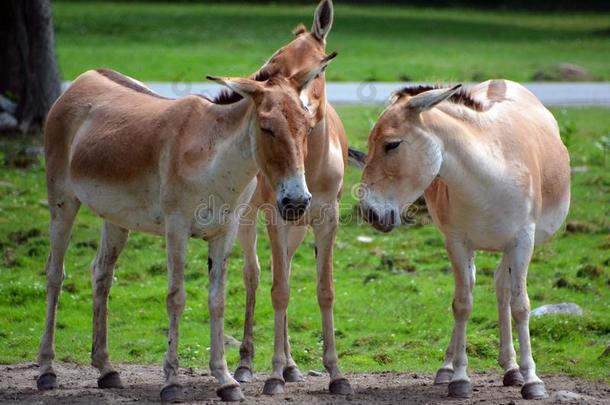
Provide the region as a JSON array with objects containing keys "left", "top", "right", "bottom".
[
  {"left": 360, "top": 85, "right": 462, "bottom": 232},
  {"left": 208, "top": 52, "right": 337, "bottom": 221},
  {"left": 257, "top": 0, "right": 334, "bottom": 119}
]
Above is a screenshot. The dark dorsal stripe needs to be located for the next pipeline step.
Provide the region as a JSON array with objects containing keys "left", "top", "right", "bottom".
[
  {"left": 209, "top": 69, "right": 272, "bottom": 105},
  {"left": 96, "top": 68, "right": 172, "bottom": 100},
  {"left": 395, "top": 84, "right": 487, "bottom": 111}
]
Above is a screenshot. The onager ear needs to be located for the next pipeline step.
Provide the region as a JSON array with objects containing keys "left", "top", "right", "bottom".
[
  {"left": 407, "top": 85, "right": 463, "bottom": 113},
  {"left": 206, "top": 76, "right": 263, "bottom": 98},
  {"left": 290, "top": 51, "right": 338, "bottom": 92},
  {"left": 312, "top": 0, "right": 334, "bottom": 42}
]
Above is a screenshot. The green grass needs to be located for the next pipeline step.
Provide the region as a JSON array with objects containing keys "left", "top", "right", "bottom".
[
  {"left": 53, "top": 2, "right": 610, "bottom": 82},
  {"left": 1, "top": 107, "right": 609, "bottom": 383}
]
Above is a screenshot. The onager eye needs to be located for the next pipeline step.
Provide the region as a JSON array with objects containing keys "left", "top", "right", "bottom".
[{"left": 384, "top": 141, "right": 402, "bottom": 154}]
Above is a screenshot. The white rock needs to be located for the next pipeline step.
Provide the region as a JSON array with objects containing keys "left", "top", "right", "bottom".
[
  {"left": 531, "top": 303, "right": 583, "bottom": 317},
  {"left": 308, "top": 370, "right": 323, "bottom": 377},
  {"left": 0, "top": 112, "right": 18, "bottom": 131},
  {"left": 356, "top": 235, "right": 373, "bottom": 243},
  {"left": 0, "top": 95, "right": 17, "bottom": 114},
  {"left": 553, "top": 390, "right": 591, "bottom": 403}
]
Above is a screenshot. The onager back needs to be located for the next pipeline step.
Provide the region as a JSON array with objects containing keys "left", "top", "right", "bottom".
[
  {"left": 359, "top": 80, "right": 570, "bottom": 400},
  {"left": 37, "top": 58, "right": 335, "bottom": 402}
]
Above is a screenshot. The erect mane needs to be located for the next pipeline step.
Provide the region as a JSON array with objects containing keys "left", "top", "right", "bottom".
[
  {"left": 395, "top": 84, "right": 486, "bottom": 112},
  {"left": 208, "top": 69, "right": 272, "bottom": 105}
]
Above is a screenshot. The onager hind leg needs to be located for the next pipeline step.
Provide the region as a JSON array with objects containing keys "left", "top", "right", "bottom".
[
  {"left": 91, "top": 221, "right": 129, "bottom": 389},
  {"left": 494, "top": 255, "right": 523, "bottom": 387},
  {"left": 445, "top": 238, "right": 475, "bottom": 399},
  {"left": 37, "top": 196, "right": 81, "bottom": 390},
  {"left": 507, "top": 226, "right": 547, "bottom": 400},
  {"left": 234, "top": 205, "right": 261, "bottom": 383}
]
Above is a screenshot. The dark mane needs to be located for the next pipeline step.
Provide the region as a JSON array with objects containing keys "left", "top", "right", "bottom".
[
  {"left": 395, "top": 84, "right": 486, "bottom": 111},
  {"left": 208, "top": 69, "right": 272, "bottom": 105}
]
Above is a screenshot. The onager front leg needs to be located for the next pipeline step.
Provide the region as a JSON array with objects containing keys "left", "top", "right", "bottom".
[
  {"left": 91, "top": 221, "right": 129, "bottom": 389},
  {"left": 445, "top": 237, "right": 475, "bottom": 399},
  {"left": 159, "top": 214, "right": 189, "bottom": 403},
  {"left": 208, "top": 230, "right": 245, "bottom": 402},
  {"left": 507, "top": 226, "right": 547, "bottom": 400},
  {"left": 312, "top": 203, "right": 352, "bottom": 395}
]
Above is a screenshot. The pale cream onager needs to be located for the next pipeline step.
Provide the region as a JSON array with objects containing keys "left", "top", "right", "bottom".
[
  {"left": 36, "top": 56, "right": 335, "bottom": 402},
  {"left": 229, "top": 0, "right": 353, "bottom": 396},
  {"left": 358, "top": 80, "right": 570, "bottom": 400}
]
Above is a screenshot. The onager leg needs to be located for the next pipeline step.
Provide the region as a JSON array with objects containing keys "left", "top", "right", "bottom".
[
  {"left": 282, "top": 225, "right": 307, "bottom": 383},
  {"left": 445, "top": 237, "right": 475, "bottom": 399},
  {"left": 91, "top": 221, "right": 129, "bottom": 389},
  {"left": 312, "top": 205, "right": 352, "bottom": 395},
  {"left": 208, "top": 229, "right": 245, "bottom": 402},
  {"left": 37, "top": 196, "right": 80, "bottom": 390},
  {"left": 495, "top": 255, "right": 523, "bottom": 387},
  {"left": 262, "top": 221, "right": 295, "bottom": 395},
  {"left": 507, "top": 226, "right": 547, "bottom": 400},
  {"left": 433, "top": 320, "right": 458, "bottom": 385},
  {"left": 159, "top": 214, "right": 189, "bottom": 403},
  {"left": 234, "top": 206, "right": 261, "bottom": 383}
]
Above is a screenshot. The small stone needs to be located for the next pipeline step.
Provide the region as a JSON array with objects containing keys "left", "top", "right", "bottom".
[
  {"left": 308, "top": 370, "right": 323, "bottom": 377},
  {"left": 531, "top": 303, "right": 583, "bottom": 317},
  {"left": 553, "top": 390, "right": 590, "bottom": 402},
  {"left": 224, "top": 334, "right": 241, "bottom": 348},
  {"left": 357, "top": 235, "right": 373, "bottom": 243}
]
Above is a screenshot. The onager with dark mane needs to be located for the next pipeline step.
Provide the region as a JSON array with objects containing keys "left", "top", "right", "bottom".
[
  {"left": 359, "top": 80, "right": 570, "bottom": 400},
  {"left": 228, "top": 0, "right": 353, "bottom": 396},
  {"left": 36, "top": 57, "right": 335, "bottom": 402}
]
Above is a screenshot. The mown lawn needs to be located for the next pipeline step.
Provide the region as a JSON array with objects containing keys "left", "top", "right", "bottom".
[
  {"left": 0, "top": 107, "right": 608, "bottom": 383},
  {"left": 52, "top": 2, "right": 610, "bottom": 83}
]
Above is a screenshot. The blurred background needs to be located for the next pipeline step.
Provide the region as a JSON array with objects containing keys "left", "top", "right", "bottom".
[{"left": 0, "top": 0, "right": 608, "bottom": 388}]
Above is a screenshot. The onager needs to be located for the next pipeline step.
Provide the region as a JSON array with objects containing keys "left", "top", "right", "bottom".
[
  {"left": 230, "top": 0, "right": 353, "bottom": 396},
  {"left": 36, "top": 57, "right": 335, "bottom": 402},
  {"left": 359, "top": 80, "right": 570, "bottom": 400}
]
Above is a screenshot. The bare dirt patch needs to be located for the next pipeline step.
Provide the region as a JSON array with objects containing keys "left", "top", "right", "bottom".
[{"left": 0, "top": 363, "right": 608, "bottom": 404}]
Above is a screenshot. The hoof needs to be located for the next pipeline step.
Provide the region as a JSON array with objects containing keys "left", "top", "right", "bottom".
[
  {"left": 160, "top": 384, "right": 185, "bottom": 403},
  {"left": 521, "top": 382, "right": 547, "bottom": 400},
  {"left": 262, "top": 378, "right": 285, "bottom": 395},
  {"left": 234, "top": 366, "right": 253, "bottom": 383},
  {"left": 329, "top": 378, "right": 354, "bottom": 396},
  {"left": 98, "top": 371, "right": 124, "bottom": 389},
  {"left": 503, "top": 368, "right": 524, "bottom": 387},
  {"left": 216, "top": 384, "right": 245, "bottom": 402},
  {"left": 448, "top": 380, "right": 472, "bottom": 399},
  {"left": 283, "top": 366, "right": 304, "bottom": 383},
  {"left": 37, "top": 372, "right": 58, "bottom": 391},
  {"left": 434, "top": 368, "right": 454, "bottom": 385}
]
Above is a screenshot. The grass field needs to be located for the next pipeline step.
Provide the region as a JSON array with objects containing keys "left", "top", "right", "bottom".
[
  {"left": 53, "top": 2, "right": 610, "bottom": 83},
  {"left": 0, "top": 106, "right": 608, "bottom": 383}
]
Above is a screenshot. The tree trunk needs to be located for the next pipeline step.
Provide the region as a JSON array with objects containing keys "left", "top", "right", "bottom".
[{"left": 0, "top": 0, "right": 61, "bottom": 133}]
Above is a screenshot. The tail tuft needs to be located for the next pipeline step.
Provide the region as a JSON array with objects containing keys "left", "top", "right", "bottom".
[{"left": 348, "top": 147, "right": 367, "bottom": 169}]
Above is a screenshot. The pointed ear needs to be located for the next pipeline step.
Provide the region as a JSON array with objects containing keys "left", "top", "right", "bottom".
[
  {"left": 206, "top": 76, "right": 263, "bottom": 98},
  {"left": 290, "top": 51, "right": 337, "bottom": 92},
  {"left": 312, "top": 0, "right": 334, "bottom": 42},
  {"left": 407, "top": 85, "right": 463, "bottom": 113}
]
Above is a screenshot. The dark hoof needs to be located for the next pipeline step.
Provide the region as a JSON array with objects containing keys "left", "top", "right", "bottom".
[
  {"left": 98, "top": 371, "right": 124, "bottom": 389},
  {"left": 160, "top": 384, "right": 185, "bottom": 403},
  {"left": 262, "top": 378, "right": 285, "bottom": 395},
  {"left": 283, "top": 366, "right": 304, "bottom": 383},
  {"left": 448, "top": 380, "right": 472, "bottom": 399},
  {"left": 521, "top": 382, "right": 547, "bottom": 400},
  {"left": 216, "top": 385, "right": 245, "bottom": 402},
  {"left": 329, "top": 378, "right": 354, "bottom": 396},
  {"left": 434, "top": 368, "right": 454, "bottom": 385},
  {"left": 37, "top": 372, "right": 58, "bottom": 391},
  {"left": 234, "top": 366, "right": 253, "bottom": 383},
  {"left": 503, "top": 368, "right": 524, "bottom": 387}
]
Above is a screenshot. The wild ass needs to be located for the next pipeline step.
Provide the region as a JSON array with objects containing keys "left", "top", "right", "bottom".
[
  {"left": 358, "top": 80, "right": 570, "bottom": 400},
  {"left": 36, "top": 57, "right": 335, "bottom": 402},
  {"left": 229, "top": 0, "right": 353, "bottom": 396}
]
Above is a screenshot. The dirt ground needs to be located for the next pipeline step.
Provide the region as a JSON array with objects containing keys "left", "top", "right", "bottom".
[{"left": 0, "top": 362, "right": 608, "bottom": 404}]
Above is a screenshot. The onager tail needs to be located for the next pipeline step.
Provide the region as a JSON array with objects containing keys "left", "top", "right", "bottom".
[{"left": 347, "top": 147, "right": 367, "bottom": 169}]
